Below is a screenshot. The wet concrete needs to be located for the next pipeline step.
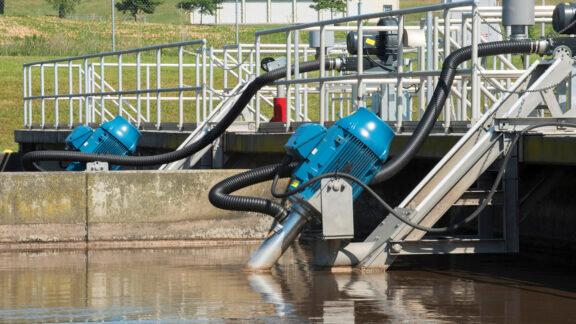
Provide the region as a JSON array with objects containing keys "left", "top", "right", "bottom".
[{"left": 0, "top": 245, "right": 575, "bottom": 323}]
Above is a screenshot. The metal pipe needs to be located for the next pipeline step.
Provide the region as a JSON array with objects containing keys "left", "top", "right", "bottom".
[
  {"left": 54, "top": 62, "right": 59, "bottom": 128},
  {"left": 156, "top": 48, "right": 161, "bottom": 130},
  {"left": 244, "top": 205, "right": 311, "bottom": 271}
]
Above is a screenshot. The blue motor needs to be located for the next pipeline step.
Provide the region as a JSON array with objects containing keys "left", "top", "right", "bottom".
[
  {"left": 245, "top": 108, "right": 395, "bottom": 270},
  {"left": 285, "top": 107, "right": 394, "bottom": 200},
  {"left": 65, "top": 116, "right": 141, "bottom": 171}
]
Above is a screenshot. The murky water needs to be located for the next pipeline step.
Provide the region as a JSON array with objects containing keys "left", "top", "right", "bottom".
[{"left": 0, "top": 245, "right": 575, "bottom": 323}]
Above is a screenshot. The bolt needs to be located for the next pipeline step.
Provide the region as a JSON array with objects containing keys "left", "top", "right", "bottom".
[{"left": 391, "top": 244, "right": 402, "bottom": 253}]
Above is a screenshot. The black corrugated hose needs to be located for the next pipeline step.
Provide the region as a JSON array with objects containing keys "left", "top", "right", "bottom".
[
  {"left": 22, "top": 59, "right": 341, "bottom": 171},
  {"left": 208, "top": 162, "right": 298, "bottom": 222},
  {"left": 370, "top": 38, "right": 550, "bottom": 184},
  {"left": 212, "top": 39, "right": 556, "bottom": 222}
]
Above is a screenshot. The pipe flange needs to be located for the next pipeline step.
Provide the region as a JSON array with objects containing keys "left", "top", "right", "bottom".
[{"left": 553, "top": 45, "right": 573, "bottom": 59}]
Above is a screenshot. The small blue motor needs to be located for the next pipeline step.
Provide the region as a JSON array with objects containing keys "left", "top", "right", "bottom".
[
  {"left": 285, "top": 108, "right": 394, "bottom": 200},
  {"left": 65, "top": 116, "right": 141, "bottom": 171}
]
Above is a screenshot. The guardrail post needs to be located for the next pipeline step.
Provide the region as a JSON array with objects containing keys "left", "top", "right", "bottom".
[
  {"left": 178, "top": 45, "right": 184, "bottom": 130},
  {"left": 320, "top": 25, "right": 326, "bottom": 125},
  {"left": 255, "top": 35, "right": 261, "bottom": 131},
  {"left": 40, "top": 63, "right": 45, "bottom": 128},
  {"left": 396, "top": 15, "right": 404, "bottom": 131},
  {"left": 156, "top": 48, "right": 162, "bottom": 130},
  {"left": 294, "top": 30, "right": 301, "bottom": 122},
  {"left": 84, "top": 58, "right": 90, "bottom": 124},
  {"left": 471, "top": 2, "right": 480, "bottom": 122},
  {"left": 23, "top": 66, "right": 27, "bottom": 128},
  {"left": 118, "top": 54, "right": 123, "bottom": 118},
  {"left": 68, "top": 61, "right": 73, "bottom": 128},
  {"left": 100, "top": 56, "right": 105, "bottom": 124},
  {"left": 443, "top": 5, "right": 452, "bottom": 130},
  {"left": 202, "top": 41, "right": 207, "bottom": 123},
  {"left": 286, "top": 31, "right": 292, "bottom": 131},
  {"left": 137, "top": 50, "right": 142, "bottom": 128},
  {"left": 54, "top": 62, "right": 59, "bottom": 129},
  {"left": 210, "top": 46, "right": 214, "bottom": 114}
]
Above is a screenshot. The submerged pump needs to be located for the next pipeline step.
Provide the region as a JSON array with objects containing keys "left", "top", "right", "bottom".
[{"left": 244, "top": 108, "right": 394, "bottom": 270}]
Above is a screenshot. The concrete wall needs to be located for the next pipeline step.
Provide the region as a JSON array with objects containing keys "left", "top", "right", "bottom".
[{"left": 0, "top": 170, "right": 280, "bottom": 245}]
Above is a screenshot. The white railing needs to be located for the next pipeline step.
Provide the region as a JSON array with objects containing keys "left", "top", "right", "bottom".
[
  {"left": 23, "top": 3, "right": 564, "bottom": 134},
  {"left": 250, "top": 3, "right": 560, "bottom": 132}
]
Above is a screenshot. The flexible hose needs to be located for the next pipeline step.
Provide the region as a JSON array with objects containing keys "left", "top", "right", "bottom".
[
  {"left": 208, "top": 162, "right": 298, "bottom": 222},
  {"left": 370, "top": 39, "right": 549, "bottom": 184},
  {"left": 22, "top": 59, "right": 340, "bottom": 171}
]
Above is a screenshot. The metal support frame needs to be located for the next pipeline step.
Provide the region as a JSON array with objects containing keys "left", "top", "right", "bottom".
[{"left": 308, "top": 54, "right": 576, "bottom": 270}]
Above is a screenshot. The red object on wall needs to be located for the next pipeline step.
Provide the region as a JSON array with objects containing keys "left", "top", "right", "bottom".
[{"left": 271, "top": 97, "right": 287, "bottom": 122}]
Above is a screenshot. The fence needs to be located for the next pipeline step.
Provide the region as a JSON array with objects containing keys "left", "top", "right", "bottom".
[{"left": 22, "top": 2, "right": 566, "bottom": 136}]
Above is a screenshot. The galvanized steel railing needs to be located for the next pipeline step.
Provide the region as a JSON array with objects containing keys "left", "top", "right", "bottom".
[{"left": 22, "top": 3, "right": 561, "bottom": 134}]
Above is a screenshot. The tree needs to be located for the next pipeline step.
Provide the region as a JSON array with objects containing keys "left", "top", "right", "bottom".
[
  {"left": 0, "top": 0, "right": 4, "bottom": 15},
  {"left": 309, "top": 0, "right": 346, "bottom": 19},
  {"left": 115, "top": 0, "right": 163, "bottom": 22},
  {"left": 177, "top": 0, "right": 224, "bottom": 25},
  {"left": 46, "top": 0, "right": 81, "bottom": 19}
]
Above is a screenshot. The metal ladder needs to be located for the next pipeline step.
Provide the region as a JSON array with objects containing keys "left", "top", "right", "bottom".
[{"left": 313, "top": 52, "right": 576, "bottom": 270}]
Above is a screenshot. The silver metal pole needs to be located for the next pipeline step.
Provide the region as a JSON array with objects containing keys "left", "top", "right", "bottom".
[
  {"left": 235, "top": 0, "right": 239, "bottom": 45},
  {"left": 111, "top": 0, "right": 115, "bottom": 51}
]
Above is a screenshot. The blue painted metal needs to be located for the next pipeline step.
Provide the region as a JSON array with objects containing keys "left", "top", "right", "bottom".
[
  {"left": 65, "top": 126, "right": 93, "bottom": 151},
  {"left": 65, "top": 116, "right": 141, "bottom": 171},
  {"left": 288, "top": 108, "right": 394, "bottom": 200},
  {"left": 284, "top": 123, "right": 327, "bottom": 160}
]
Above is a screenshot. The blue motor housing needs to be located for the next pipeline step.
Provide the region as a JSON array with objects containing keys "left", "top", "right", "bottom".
[
  {"left": 65, "top": 116, "right": 141, "bottom": 171},
  {"left": 285, "top": 108, "right": 394, "bottom": 200}
]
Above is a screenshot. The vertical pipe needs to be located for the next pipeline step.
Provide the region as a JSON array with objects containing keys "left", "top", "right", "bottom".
[
  {"left": 156, "top": 48, "right": 162, "bottom": 130},
  {"left": 28, "top": 66, "right": 33, "bottom": 127},
  {"left": 210, "top": 46, "right": 214, "bottom": 113},
  {"left": 118, "top": 54, "right": 123, "bottom": 117},
  {"left": 396, "top": 15, "right": 404, "bottom": 131},
  {"left": 69, "top": 61, "right": 73, "bottom": 127},
  {"left": 78, "top": 62, "right": 83, "bottom": 123},
  {"left": 111, "top": 0, "right": 115, "bottom": 51},
  {"left": 426, "top": 12, "right": 433, "bottom": 104},
  {"left": 294, "top": 30, "right": 301, "bottom": 122},
  {"left": 356, "top": 20, "right": 363, "bottom": 110},
  {"left": 320, "top": 25, "right": 326, "bottom": 125},
  {"left": 238, "top": 44, "right": 243, "bottom": 84},
  {"left": 137, "top": 51, "right": 142, "bottom": 128},
  {"left": 223, "top": 46, "right": 228, "bottom": 89},
  {"left": 444, "top": 6, "right": 452, "bottom": 130},
  {"left": 471, "top": 4, "right": 480, "bottom": 121},
  {"left": 146, "top": 65, "right": 150, "bottom": 122},
  {"left": 303, "top": 47, "right": 309, "bottom": 121},
  {"left": 100, "top": 56, "right": 105, "bottom": 123},
  {"left": 202, "top": 42, "right": 207, "bottom": 122},
  {"left": 195, "top": 49, "right": 200, "bottom": 123},
  {"left": 418, "top": 45, "right": 425, "bottom": 119},
  {"left": 54, "top": 62, "right": 59, "bottom": 128},
  {"left": 23, "top": 66, "right": 27, "bottom": 128},
  {"left": 255, "top": 35, "right": 261, "bottom": 130},
  {"left": 84, "top": 58, "right": 89, "bottom": 124},
  {"left": 286, "top": 31, "right": 292, "bottom": 130},
  {"left": 40, "top": 63, "right": 45, "bottom": 128},
  {"left": 178, "top": 45, "right": 184, "bottom": 130}
]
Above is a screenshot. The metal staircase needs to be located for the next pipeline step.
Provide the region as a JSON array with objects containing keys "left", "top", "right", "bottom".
[
  {"left": 159, "top": 81, "right": 257, "bottom": 170},
  {"left": 311, "top": 51, "right": 576, "bottom": 270}
]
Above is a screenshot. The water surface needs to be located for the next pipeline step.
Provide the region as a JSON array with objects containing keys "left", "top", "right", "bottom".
[{"left": 0, "top": 245, "right": 575, "bottom": 323}]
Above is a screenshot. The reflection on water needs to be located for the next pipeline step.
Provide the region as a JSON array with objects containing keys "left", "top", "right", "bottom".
[{"left": 0, "top": 245, "right": 575, "bottom": 323}]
